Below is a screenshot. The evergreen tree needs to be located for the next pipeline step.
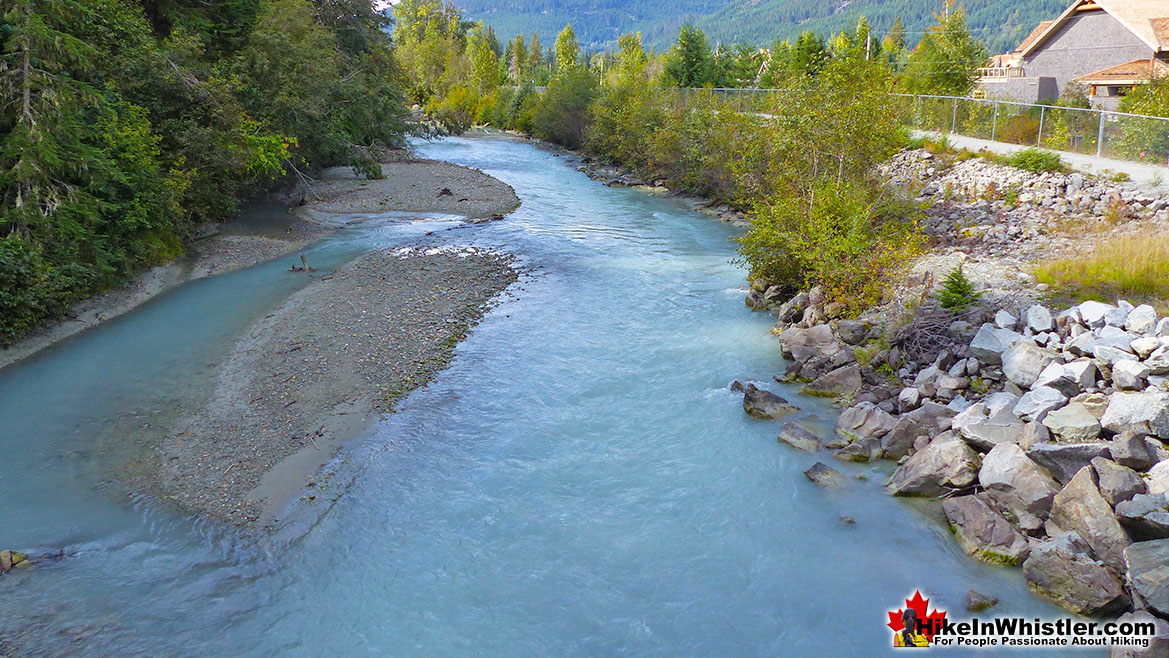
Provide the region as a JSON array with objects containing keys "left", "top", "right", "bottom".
[
  {"left": 508, "top": 33, "right": 527, "bottom": 82},
  {"left": 554, "top": 24, "right": 579, "bottom": 74},
  {"left": 663, "top": 24, "right": 715, "bottom": 87},
  {"left": 527, "top": 31, "right": 544, "bottom": 76}
]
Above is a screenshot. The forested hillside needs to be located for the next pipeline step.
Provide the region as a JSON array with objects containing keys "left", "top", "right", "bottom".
[
  {"left": 0, "top": 0, "right": 408, "bottom": 345},
  {"left": 457, "top": 0, "right": 1067, "bottom": 54}
]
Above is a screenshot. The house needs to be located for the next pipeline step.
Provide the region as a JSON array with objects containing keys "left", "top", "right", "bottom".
[{"left": 978, "top": 0, "right": 1169, "bottom": 110}]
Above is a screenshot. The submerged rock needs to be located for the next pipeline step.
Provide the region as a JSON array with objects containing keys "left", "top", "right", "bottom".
[
  {"left": 743, "top": 384, "right": 800, "bottom": 420},
  {"left": 966, "top": 589, "right": 999, "bottom": 612},
  {"left": 777, "top": 422, "right": 823, "bottom": 452},
  {"left": 804, "top": 462, "right": 847, "bottom": 488}
]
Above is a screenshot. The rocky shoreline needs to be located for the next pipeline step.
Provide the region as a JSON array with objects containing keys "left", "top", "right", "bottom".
[{"left": 737, "top": 150, "right": 1169, "bottom": 654}]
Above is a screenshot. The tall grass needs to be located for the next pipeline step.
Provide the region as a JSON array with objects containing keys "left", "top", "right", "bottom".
[{"left": 1035, "top": 233, "right": 1169, "bottom": 302}]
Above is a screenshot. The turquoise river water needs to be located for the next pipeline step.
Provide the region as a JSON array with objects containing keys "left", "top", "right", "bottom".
[{"left": 0, "top": 136, "right": 1097, "bottom": 656}]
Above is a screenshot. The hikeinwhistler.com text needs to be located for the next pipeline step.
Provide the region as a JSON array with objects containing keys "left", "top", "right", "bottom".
[{"left": 921, "top": 616, "right": 1156, "bottom": 649}]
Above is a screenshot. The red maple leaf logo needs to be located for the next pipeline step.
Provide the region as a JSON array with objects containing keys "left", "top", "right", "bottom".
[{"left": 887, "top": 590, "right": 948, "bottom": 641}]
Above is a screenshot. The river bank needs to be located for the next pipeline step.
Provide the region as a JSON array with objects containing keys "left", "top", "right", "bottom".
[{"left": 0, "top": 157, "right": 521, "bottom": 374}]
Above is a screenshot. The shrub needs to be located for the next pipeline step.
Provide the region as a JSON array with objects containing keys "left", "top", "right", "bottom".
[
  {"left": 531, "top": 69, "right": 598, "bottom": 149},
  {"left": 938, "top": 265, "right": 980, "bottom": 311},
  {"left": 1006, "top": 148, "right": 1064, "bottom": 173},
  {"left": 737, "top": 178, "right": 924, "bottom": 316},
  {"left": 1035, "top": 232, "right": 1169, "bottom": 303}
]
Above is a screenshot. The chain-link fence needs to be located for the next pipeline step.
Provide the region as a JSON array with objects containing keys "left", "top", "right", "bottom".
[{"left": 897, "top": 93, "right": 1169, "bottom": 165}]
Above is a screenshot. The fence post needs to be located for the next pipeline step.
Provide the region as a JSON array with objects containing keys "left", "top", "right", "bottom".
[
  {"left": 991, "top": 101, "right": 999, "bottom": 142},
  {"left": 951, "top": 97, "right": 958, "bottom": 134},
  {"left": 915, "top": 95, "right": 921, "bottom": 127},
  {"left": 1037, "top": 106, "right": 1045, "bottom": 147},
  {"left": 1097, "top": 111, "right": 1106, "bottom": 157}
]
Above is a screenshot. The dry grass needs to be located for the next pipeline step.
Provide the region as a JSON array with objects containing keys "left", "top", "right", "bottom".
[{"left": 1035, "top": 232, "right": 1169, "bottom": 306}]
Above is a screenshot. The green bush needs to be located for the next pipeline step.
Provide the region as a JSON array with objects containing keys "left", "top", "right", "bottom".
[
  {"left": 737, "top": 179, "right": 924, "bottom": 316},
  {"left": 1006, "top": 148, "right": 1064, "bottom": 173},
  {"left": 531, "top": 68, "right": 598, "bottom": 149}
]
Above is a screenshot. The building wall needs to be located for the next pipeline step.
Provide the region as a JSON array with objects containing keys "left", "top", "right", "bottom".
[
  {"left": 981, "top": 77, "right": 1058, "bottom": 103},
  {"left": 1023, "top": 10, "right": 1154, "bottom": 100}
]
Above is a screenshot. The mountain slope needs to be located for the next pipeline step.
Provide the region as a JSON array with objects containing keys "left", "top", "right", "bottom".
[
  {"left": 455, "top": 0, "right": 1070, "bottom": 54},
  {"left": 702, "top": 0, "right": 1068, "bottom": 54}
]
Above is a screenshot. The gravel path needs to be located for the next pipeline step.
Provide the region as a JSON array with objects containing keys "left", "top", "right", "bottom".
[
  {"left": 305, "top": 159, "right": 521, "bottom": 219},
  {"left": 136, "top": 247, "right": 519, "bottom": 526}
]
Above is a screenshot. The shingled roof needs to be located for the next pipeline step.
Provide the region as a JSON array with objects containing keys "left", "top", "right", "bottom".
[
  {"left": 1074, "top": 57, "right": 1169, "bottom": 84},
  {"left": 1018, "top": 0, "right": 1169, "bottom": 55}
]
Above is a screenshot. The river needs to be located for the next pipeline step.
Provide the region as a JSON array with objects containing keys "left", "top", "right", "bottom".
[{"left": 0, "top": 136, "right": 1090, "bottom": 656}]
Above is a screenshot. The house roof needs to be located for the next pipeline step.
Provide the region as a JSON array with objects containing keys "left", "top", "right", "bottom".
[
  {"left": 1018, "top": 0, "right": 1169, "bottom": 56},
  {"left": 1014, "top": 21, "right": 1054, "bottom": 53},
  {"left": 1073, "top": 57, "right": 1169, "bottom": 84}
]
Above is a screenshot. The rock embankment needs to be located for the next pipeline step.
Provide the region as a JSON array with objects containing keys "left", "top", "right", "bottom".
[
  {"left": 755, "top": 289, "right": 1169, "bottom": 635},
  {"left": 740, "top": 149, "right": 1169, "bottom": 650}
]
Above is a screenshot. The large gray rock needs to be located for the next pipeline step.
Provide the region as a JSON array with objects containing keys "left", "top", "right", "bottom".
[
  {"left": 1024, "top": 305, "right": 1054, "bottom": 334},
  {"left": 779, "top": 324, "right": 840, "bottom": 362},
  {"left": 1041, "top": 402, "right": 1102, "bottom": 441},
  {"left": 1100, "top": 391, "right": 1169, "bottom": 439},
  {"left": 1033, "top": 360, "right": 1096, "bottom": 397},
  {"left": 980, "top": 443, "right": 1060, "bottom": 532},
  {"left": 1113, "top": 360, "right": 1152, "bottom": 391},
  {"left": 1107, "top": 302, "right": 1134, "bottom": 328},
  {"left": 1050, "top": 466, "right": 1132, "bottom": 573},
  {"left": 897, "top": 387, "right": 921, "bottom": 413},
  {"left": 1002, "top": 342, "right": 1059, "bottom": 389},
  {"left": 802, "top": 364, "right": 862, "bottom": 397},
  {"left": 1028, "top": 443, "right": 1113, "bottom": 484},
  {"left": 835, "top": 401, "right": 897, "bottom": 443},
  {"left": 1023, "top": 533, "right": 1130, "bottom": 616},
  {"left": 881, "top": 417, "right": 929, "bottom": 461},
  {"left": 902, "top": 401, "right": 957, "bottom": 432},
  {"left": 889, "top": 433, "right": 981, "bottom": 497},
  {"left": 833, "top": 439, "right": 880, "bottom": 463},
  {"left": 1116, "top": 493, "right": 1169, "bottom": 539},
  {"left": 1095, "top": 344, "right": 1138, "bottom": 367},
  {"left": 1108, "top": 610, "right": 1169, "bottom": 658},
  {"left": 1127, "top": 304, "right": 1159, "bottom": 334},
  {"left": 943, "top": 494, "right": 1031, "bottom": 565},
  {"left": 1077, "top": 300, "right": 1115, "bottom": 329},
  {"left": 743, "top": 384, "right": 800, "bottom": 420},
  {"left": 1013, "top": 386, "right": 1067, "bottom": 423},
  {"left": 775, "top": 292, "right": 810, "bottom": 323},
  {"left": 1124, "top": 539, "right": 1169, "bottom": 618},
  {"left": 1132, "top": 336, "right": 1163, "bottom": 359},
  {"left": 1146, "top": 346, "right": 1169, "bottom": 375},
  {"left": 1092, "top": 457, "right": 1147, "bottom": 507},
  {"left": 1112, "top": 432, "right": 1157, "bottom": 471},
  {"left": 969, "top": 324, "right": 1023, "bottom": 365},
  {"left": 834, "top": 319, "right": 869, "bottom": 346}
]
